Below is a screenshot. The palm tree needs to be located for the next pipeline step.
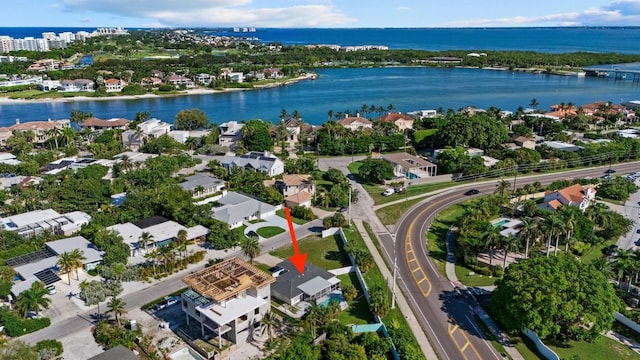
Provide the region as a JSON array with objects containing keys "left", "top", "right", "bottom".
[
  {"left": 137, "top": 231, "right": 154, "bottom": 255},
  {"left": 518, "top": 218, "right": 539, "bottom": 258},
  {"left": 193, "top": 185, "right": 205, "bottom": 198},
  {"left": 494, "top": 180, "right": 511, "bottom": 198},
  {"left": 61, "top": 126, "right": 76, "bottom": 147},
  {"left": 58, "top": 249, "right": 86, "bottom": 284},
  {"left": 614, "top": 248, "right": 635, "bottom": 291},
  {"left": 240, "top": 235, "right": 261, "bottom": 264},
  {"left": 107, "top": 297, "right": 127, "bottom": 327},
  {"left": 501, "top": 233, "right": 521, "bottom": 269},
  {"left": 176, "top": 229, "right": 188, "bottom": 259},
  {"left": 44, "top": 128, "right": 62, "bottom": 150},
  {"left": 260, "top": 311, "right": 279, "bottom": 343},
  {"left": 145, "top": 248, "right": 158, "bottom": 276},
  {"left": 158, "top": 244, "right": 175, "bottom": 273},
  {"left": 529, "top": 98, "right": 539, "bottom": 110},
  {"left": 303, "top": 299, "right": 322, "bottom": 338},
  {"left": 542, "top": 215, "right": 562, "bottom": 256},
  {"left": 15, "top": 282, "right": 51, "bottom": 318},
  {"left": 482, "top": 227, "right": 503, "bottom": 266},
  {"left": 185, "top": 136, "right": 199, "bottom": 151}
]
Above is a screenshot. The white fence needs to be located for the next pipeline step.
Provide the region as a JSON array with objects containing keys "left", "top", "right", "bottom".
[
  {"left": 323, "top": 227, "right": 371, "bottom": 302},
  {"left": 522, "top": 328, "right": 560, "bottom": 360},
  {"left": 615, "top": 312, "right": 640, "bottom": 334}
]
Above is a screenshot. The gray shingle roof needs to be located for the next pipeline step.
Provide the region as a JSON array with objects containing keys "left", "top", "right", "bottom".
[
  {"left": 179, "top": 173, "right": 224, "bottom": 192},
  {"left": 271, "top": 260, "right": 337, "bottom": 302}
]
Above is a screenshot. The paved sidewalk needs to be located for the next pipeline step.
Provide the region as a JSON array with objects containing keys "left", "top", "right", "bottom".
[
  {"left": 354, "top": 219, "right": 438, "bottom": 360},
  {"left": 445, "top": 231, "right": 525, "bottom": 360}
]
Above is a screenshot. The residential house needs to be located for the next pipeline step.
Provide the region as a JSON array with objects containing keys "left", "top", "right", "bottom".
[
  {"left": 378, "top": 112, "right": 415, "bottom": 131},
  {"left": 382, "top": 153, "right": 437, "bottom": 179},
  {"left": 59, "top": 79, "right": 94, "bottom": 92},
  {"left": 281, "top": 118, "right": 302, "bottom": 149},
  {"left": 218, "top": 121, "right": 244, "bottom": 150},
  {"left": 512, "top": 136, "right": 536, "bottom": 150},
  {"left": 181, "top": 257, "right": 275, "bottom": 347},
  {"left": 103, "top": 78, "right": 126, "bottom": 92},
  {"left": 179, "top": 173, "right": 226, "bottom": 198},
  {"left": 168, "top": 130, "right": 210, "bottom": 144},
  {"left": 140, "top": 77, "right": 162, "bottom": 87},
  {"left": 538, "top": 184, "right": 596, "bottom": 212},
  {"left": 121, "top": 118, "right": 173, "bottom": 150},
  {"left": 268, "top": 174, "right": 315, "bottom": 208},
  {"left": 212, "top": 192, "right": 277, "bottom": 229},
  {"left": 271, "top": 259, "right": 341, "bottom": 306},
  {"left": 8, "top": 235, "right": 104, "bottom": 295},
  {"left": 165, "top": 74, "right": 195, "bottom": 88},
  {"left": 80, "top": 117, "right": 130, "bottom": 131},
  {"left": 107, "top": 216, "right": 209, "bottom": 257},
  {"left": 0, "top": 208, "right": 92, "bottom": 237},
  {"left": 196, "top": 73, "right": 214, "bottom": 85},
  {"left": 40, "top": 80, "right": 61, "bottom": 91},
  {"left": 541, "top": 141, "right": 583, "bottom": 152},
  {"left": 221, "top": 151, "right": 285, "bottom": 177},
  {"left": 337, "top": 115, "right": 373, "bottom": 131},
  {"left": 0, "top": 118, "right": 71, "bottom": 146}
]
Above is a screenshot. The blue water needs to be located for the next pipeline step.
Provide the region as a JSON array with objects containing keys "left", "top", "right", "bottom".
[
  {"left": 2, "top": 67, "right": 638, "bottom": 126},
  {"left": 1, "top": 27, "right": 640, "bottom": 127},
  {"left": 320, "top": 293, "right": 345, "bottom": 307}
]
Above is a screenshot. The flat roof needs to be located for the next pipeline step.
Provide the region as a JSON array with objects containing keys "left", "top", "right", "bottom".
[
  {"left": 2, "top": 209, "right": 61, "bottom": 229},
  {"left": 298, "top": 276, "right": 332, "bottom": 296},
  {"left": 46, "top": 236, "right": 104, "bottom": 264},
  {"left": 199, "top": 294, "right": 267, "bottom": 326},
  {"left": 183, "top": 257, "right": 274, "bottom": 302}
]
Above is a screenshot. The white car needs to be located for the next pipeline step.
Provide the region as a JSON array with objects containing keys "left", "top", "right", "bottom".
[
  {"left": 382, "top": 188, "right": 395, "bottom": 196},
  {"left": 46, "top": 285, "right": 56, "bottom": 295}
]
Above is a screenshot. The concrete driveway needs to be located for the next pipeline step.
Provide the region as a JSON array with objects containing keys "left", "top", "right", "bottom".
[{"left": 244, "top": 214, "right": 294, "bottom": 240}]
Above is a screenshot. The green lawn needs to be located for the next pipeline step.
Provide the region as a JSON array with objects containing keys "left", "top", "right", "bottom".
[
  {"left": 547, "top": 335, "right": 640, "bottom": 360},
  {"left": 336, "top": 273, "right": 374, "bottom": 325},
  {"left": 426, "top": 204, "right": 466, "bottom": 276},
  {"left": 275, "top": 209, "right": 307, "bottom": 225},
  {"left": 256, "top": 226, "right": 285, "bottom": 238},
  {"left": 455, "top": 265, "right": 497, "bottom": 287},
  {"left": 269, "top": 234, "right": 351, "bottom": 270},
  {"left": 375, "top": 197, "right": 424, "bottom": 225}
]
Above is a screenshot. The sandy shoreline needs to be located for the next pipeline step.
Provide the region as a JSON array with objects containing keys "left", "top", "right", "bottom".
[{"left": 0, "top": 73, "right": 317, "bottom": 105}]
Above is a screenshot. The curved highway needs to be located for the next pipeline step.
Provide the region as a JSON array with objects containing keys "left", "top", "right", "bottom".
[{"left": 375, "top": 163, "right": 640, "bottom": 360}]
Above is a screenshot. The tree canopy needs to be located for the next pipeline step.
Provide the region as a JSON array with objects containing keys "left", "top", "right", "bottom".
[
  {"left": 491, "top": 254, "right": 621, "bottom": 343},
  {"left": 241, "top": 119, "right": 273, "bottom": 152},
  {"left": 174, "top": 108, "right": 209, "bottom": 130},
  {"left": 358, "top": 158, "right": 394, "bottom": 184}
]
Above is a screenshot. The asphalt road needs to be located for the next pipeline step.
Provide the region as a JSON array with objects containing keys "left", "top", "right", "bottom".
[{"left": 376, "top": 162, "right": 640, "bottom": 360}]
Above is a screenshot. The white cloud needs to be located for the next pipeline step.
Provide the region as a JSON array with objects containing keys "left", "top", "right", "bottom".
[
  {"left": 397, "top": 6, "right": 410, "bottom": 11},
  {"left": 443, "top": 0, "right": 640, "bottom": 27},
  {"left": 60, "top": 0, "right": 354, "bottom": 27}
]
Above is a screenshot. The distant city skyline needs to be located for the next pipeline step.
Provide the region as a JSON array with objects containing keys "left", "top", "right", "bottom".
[{"left": 5, "top": 0, "right": 640, "bottom": 28}]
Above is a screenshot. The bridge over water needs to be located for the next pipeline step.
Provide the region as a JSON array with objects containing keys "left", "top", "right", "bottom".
[{"left": 582, "top": 62, "right": 640, "bottom": 81}]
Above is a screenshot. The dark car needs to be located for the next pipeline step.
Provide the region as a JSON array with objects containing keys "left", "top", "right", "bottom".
[
  {"left": 605, "top": 169, "right": 616, "bottom": 174},
  {"left": 338, "top": 207, "right": 349, "bottom": 213},
  {"left": 604, "top": 244, "right": 619, "bottom": 255},
  {"left": 464, "top": 189, "right": 480, "bottom": 195},
  {"left": 246, "top": 230, "right": 258, "bottom": 238}
]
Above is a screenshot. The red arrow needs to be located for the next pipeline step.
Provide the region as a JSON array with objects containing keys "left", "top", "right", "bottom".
[{"left": 284, "top": 207, "right": 307, "bottom": 274}]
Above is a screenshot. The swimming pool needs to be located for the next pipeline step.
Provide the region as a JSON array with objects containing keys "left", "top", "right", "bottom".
[
  {"left": 320, "top": 293, "right": 345, "bottom": 307},
  {"left": 493, "top": 219, "right": 510, "bottom": 227}
]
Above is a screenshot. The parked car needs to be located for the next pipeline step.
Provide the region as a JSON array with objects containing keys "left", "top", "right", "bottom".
[
  {"left": 604, "top": 244, "right": 619, "bottom": 256},
  {"left": 393, "top": 186, "right": 405, "bottom": 193},
  {"left": 246, "top": 230, "right": 258, "bottom": 238},
  {"left": 604, "top": 169, "right": 616, "bottom": 174},
  {"left": 464, "top": 189, "right": 480, "bottom": 196},
  {"left": 382, "top": 188, "right": 395, "bottom": 196},
  {"left": 338, "top": 207, "right": 349, "bottom": 213},
  {"left": 46, "top": 285, "right": 56, "bottom": 295},
  {"left": 272, "top": 266, "right": 289, "bottom": 278}
]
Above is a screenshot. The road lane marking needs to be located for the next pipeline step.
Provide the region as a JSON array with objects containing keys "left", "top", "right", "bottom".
[{"left": 448, "top": 324, "right": 459, "bottom": 334}]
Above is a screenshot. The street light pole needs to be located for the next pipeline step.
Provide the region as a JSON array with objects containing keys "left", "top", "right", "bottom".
[
  {"left": 348, "top": 186, "right": 352, "bottom": 225},
  {"left": 391, "top": 233, "right": 398, "bottom": 309}
]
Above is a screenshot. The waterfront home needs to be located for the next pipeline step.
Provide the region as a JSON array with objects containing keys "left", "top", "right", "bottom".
[
  {"left": 40, "top": 80, "right": 61, "bottom": 91},
  {"left": 265, "top": 174, "right": 316, "bottom": 208},
  {"left": 168, "top": 130, "right": 210, "bottom": 144},
  {"left": 121, "top": 118, "right": 173, "bottom": 150},
  {"left": 104, "top": 78, "right": 127, "bottom": 92},
  {"left": 0, "top": 75, "right": 43, "bottom": 87},
  {"left": 59, "top": 79, "right": 94, "bottom": 92},
  {"left": 0, "top": 118, "right": 71, "bottom": 146},
  {"left": 80, "top": 117, "right": 130, "bottom": 131},
  {"left": 218, "top": 121, "right": 244, "bottom": 150},
  {"left": 196, "top": 73, "right": 215, "bottom": 85},
  {"left": 337, "top": 115, "right": 373, "bottom": 131},
  {"left": 181, "top": 257, "right": 275, "bottom": 347},
  {"left": 382, "top": 152, "right": 438, "bottom": 179},
  {"left": 0, "top": 208, "right": 91, "bottom": 238},
  {"left": 539, "top": 184, "right": 596, "bottom": 212},
  {"left": 179, "top": 173, "right": 226, "bottom": 198},
  {"left": 271, "top": 259, "right": 341, "bottom": 306},
  {"left": 164, "top": 74, "right": 195, "bottom": 88},
  {"left": 378, "top": 112, "right": 415, "bottom": 131},
  {"left": 221, "top": 151, "right": 284, "bottom": 177},
  {"left": 8, "top": 235, "right": 105, "bottom": 296},
  {"left": 140, "top": 76, "right": 162, "bottom": 87},
  {"left": 211, "top": 192, "right": 277, "bottom": 229},
  {"left": 107, "top": 216, "right": 209, "bottom": 257}
]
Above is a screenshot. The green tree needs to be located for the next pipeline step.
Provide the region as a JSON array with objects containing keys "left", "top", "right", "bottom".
[
  {"left": 358, "top": 157, "right": 394, "bottom": 184},
  {"left": 15, "top": 282, "right": 51, "bottom": 318},
  {"left": 57, "top": 249, "right": 86, "bottom": 284},
  {"left": 241, "top": 119, "right": 273, "bottom": 151},
  {"left": 240, "top": 235, "right": 261, "bottom": 264},
  {"left": 174, "top": 108, "right": 209, "bottom": 130},
  {"left": 107, "top": 297, "right": 128, "bottom": 327},
  {"left": 491, "top": 255, "right": 621, "bottom": 343},
  {"left": 369, "top": 285, "right": 390, "bottom": 318},
  {"left": 260, "top": 310, "right": 279, "bottom": 343},
  {"left": 0, "top": 340, "right": 38, "bottom": 360}
]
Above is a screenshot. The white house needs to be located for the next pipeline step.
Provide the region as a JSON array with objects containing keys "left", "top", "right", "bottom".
[
  {"left": 221, "top": 151, "right": 284, "bottom": 177},
  {"left": 104, "top": 78, "right": 127, "bottom": 92},
  {"left": 0, "top": 209, "right": 91, "bottom": 238},
  {"left": 218, "top": 121, "right": 244, "bottom": 150},
  {"left": 337, "top": 115, "right": 373, "bottom": 131},
  {"left": 539, "top": 184, "right": 596, "bottom": 212},
  {"left": 211, "top": 192, "right": 277, "bottom": 229}
]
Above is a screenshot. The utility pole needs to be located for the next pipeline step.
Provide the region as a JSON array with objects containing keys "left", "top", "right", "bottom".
[
  {"left": 391, "top": 233, "right": 398, "bottom": 309},
  {"left": 348, "top": 186, "right": 352, "bottom": 225}
]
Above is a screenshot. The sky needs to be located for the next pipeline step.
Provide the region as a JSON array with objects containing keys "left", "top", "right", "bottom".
[{"left": 5, "top": 0, "right": 640, "bottom": 28}]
